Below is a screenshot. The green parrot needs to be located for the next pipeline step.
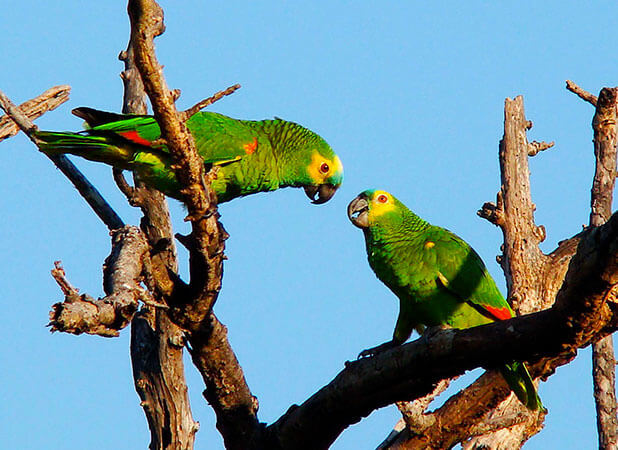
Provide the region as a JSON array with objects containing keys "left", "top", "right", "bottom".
[
  {"left": 34, "top": 107, "right": 343, "bottom": 204},
  {"left": 347, "top": 189, "right": 543, "bottom": 411}
]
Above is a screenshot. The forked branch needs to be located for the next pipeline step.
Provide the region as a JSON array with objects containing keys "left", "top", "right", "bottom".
[{"left": 49, "top": 226, "right": 151, "bottom": 337}]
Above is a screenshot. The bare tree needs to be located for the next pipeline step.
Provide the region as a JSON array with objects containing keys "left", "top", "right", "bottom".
[{"left": 1, "top": 2, "right": 617, "bottom": 449}]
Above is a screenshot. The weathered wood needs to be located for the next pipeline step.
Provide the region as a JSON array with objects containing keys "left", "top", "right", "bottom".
[
  {"left": 589, "top": 86, "right": 618, "bottom": 450},
  {"left": 0, "top": 85, "right": 70, "bottom": 141},
  {"left": 48, "top": 226, "right": 150, "bottom": 337},
  {"left": 119, "top": 24, "right": 199, "bottom": 449}
]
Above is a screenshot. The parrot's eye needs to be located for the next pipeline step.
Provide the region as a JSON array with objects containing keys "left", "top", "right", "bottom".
[
  {"left": 320, "top": 162, "right": 330, "bottom": 174},
  {"left": 377, "top": 194, "right": 389, "bottom": 204}
]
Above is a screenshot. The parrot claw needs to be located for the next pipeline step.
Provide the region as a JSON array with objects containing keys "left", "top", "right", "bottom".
[
  {"left": 357, "top": 348, "right": 376, "bottom": 359},
  {"left": 357, "top": 340, "right": 399, "bottom": 359},
  {"left": 420, "top": 325, "right": 452, "bottom": 344}
]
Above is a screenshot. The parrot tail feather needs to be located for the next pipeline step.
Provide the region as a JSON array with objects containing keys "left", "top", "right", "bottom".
[
  {"left": 34, "top": 131, "right": 135, "bottom": 169},
  {"left": 500, "top": 361, "right": 545, "bottom": 411}
]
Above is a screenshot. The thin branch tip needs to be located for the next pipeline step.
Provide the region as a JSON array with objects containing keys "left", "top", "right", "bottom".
[
  {"left": 181, "top": 83, "right": 241, "bottom": 121},
  {"left": 478, "top": 201, "right": 505, "bottom": 227},
  {"left": 566, "top": 80, "right": 598, "bottom": 106},
  {"left": 528, "top": 140, "right": 555, "bottom": 156}
]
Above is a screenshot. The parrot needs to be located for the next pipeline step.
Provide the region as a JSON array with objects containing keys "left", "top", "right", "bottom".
[
  {"left": 34, "top": 107, "right": 343, "bottom": 204},
  {"left": 347, "top": 189, "right": 543, "bottom": 411}
]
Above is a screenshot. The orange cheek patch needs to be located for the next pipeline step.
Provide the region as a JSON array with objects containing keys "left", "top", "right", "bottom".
[{"left": 243, "top": 137, "right": 258, "bottom": 154}]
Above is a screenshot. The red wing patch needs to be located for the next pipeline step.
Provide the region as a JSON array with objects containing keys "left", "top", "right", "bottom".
[
  {"left": 243, "top": 137, "right": 258, "bottom": 154},
  {"left": 119, "top": 130, "right": 152, "bottom": 147},
  {"left": 483, "top": 305, "right": 513, "bottom": 321}
]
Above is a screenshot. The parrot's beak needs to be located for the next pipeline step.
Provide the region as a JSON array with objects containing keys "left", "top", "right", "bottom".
[
  {"left": 348, "top": 193, "right": 369, "bottom": 228},
  {"left": 304, "top": 183, "right": 339, "bottom": 204}
]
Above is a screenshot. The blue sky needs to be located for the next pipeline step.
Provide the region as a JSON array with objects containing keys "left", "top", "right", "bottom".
[{"left": 1, "top": 2, "right": 616, "bottom": 448}]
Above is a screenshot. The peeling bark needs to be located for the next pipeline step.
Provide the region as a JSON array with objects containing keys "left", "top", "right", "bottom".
[{"left": 131, "top": 310, "right": 199, "bottom": 449}]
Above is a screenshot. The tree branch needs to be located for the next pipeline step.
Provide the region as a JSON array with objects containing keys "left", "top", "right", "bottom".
[
  {"left": 117, "top": 24, "right": 200, "bottom": 449},
  {"left": 460, "top": 96, "right": 555, "bottom": 447},
  {"left": 377, "top": 379, "right": 453, "bottom": 449},
  {"left": 0, "top": 85, "right": 70, "bottom": 142},
  {"left": 126, "top": 2, "right": 259, "bottom": 448},
  {"left": 566, "top": 80, "right": 598, "bottom": 106},
  {"left": 461, "top": 392, "right": 545, "bottom": 449},
  {"left": 589, "top": 87, "right": 617, "bottom": 228},
  {"left": 589, "top": 86, "right": 618, "bottom": 450},
  {"left": 0, "top": 89, "right": 124, "bottom": 230},
  {"left": 187, "top": 315, "right": 261, "bottom": 448},
  {"left": 48, "top": 226, "right": 150, "bottom": 337},
  {"left": 495, "top": 96, "right": 552, "bottom": 312},
  {"left": 131, "top": 310, "right": 200, "bottom": 449},
  {"left": 127, "top": 0, "right": 225, "bottom": 324},
  {"left": 180, "top": 83, "right": 241, "bottom": 121}
]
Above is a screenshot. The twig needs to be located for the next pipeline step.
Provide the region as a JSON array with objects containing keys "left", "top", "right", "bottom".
[
  {"left": 50, "top": 262, "right": 82, "bottom": 301},
  {"left": 49, "top": 226, "right": 150, "bottom": 337},
  {"left": 0, "top": 85, "right": 70, "bottom": 142},
  {"left": 112, "top": 168, "right": 142, "bottom": 206},
  {"left": 566, "top": 80, "right": 598, "bottom": 106},
  {"left": 528, "top": 140, "right": 555, "bottom": 156},
  {"left": 0, "top": 89, "right": 124, "bottom": 230},
  {"left": 181, "top": 83, "right": 241, "bottom": 121},
  {"left": 478, "top": 192, "right": 505, "bottom": 227}
]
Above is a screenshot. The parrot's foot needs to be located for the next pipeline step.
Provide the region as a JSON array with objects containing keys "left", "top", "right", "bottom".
[
  {"left": 358, "top": 340, "right": 399, "bottom": 359},
  {"left": 420, "top": 324, "right": 451, "bottom": 344}
]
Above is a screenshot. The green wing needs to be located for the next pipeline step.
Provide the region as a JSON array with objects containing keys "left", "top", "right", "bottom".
[
  {"left": 81, "top": 110, "right": 257, "bottom": 165},
  {"left": 89, "top": 115, "right": 161, "bottom": 142},
  {"left": 186, "top": 112, "right": 259, "bottom": 163},
  {"left": 427, "top": 227, "right": 514, "bottom": 322}
]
